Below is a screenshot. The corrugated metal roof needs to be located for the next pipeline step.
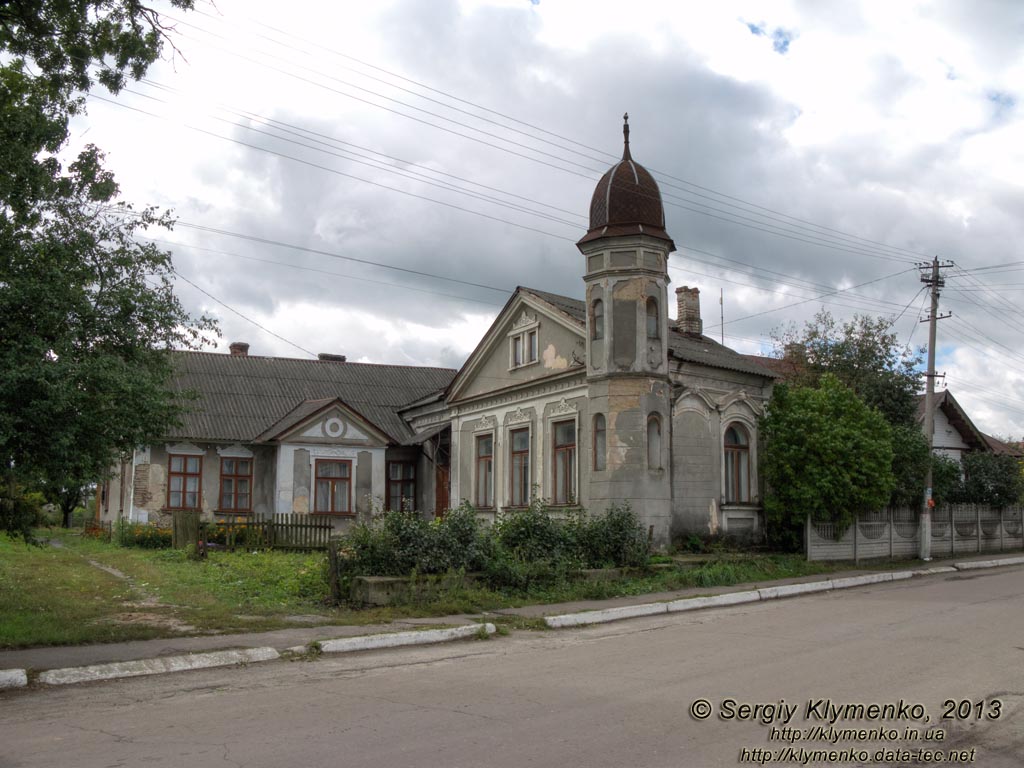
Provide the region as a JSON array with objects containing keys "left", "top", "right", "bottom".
[
  {"left": 168, "top": 352, "right": 456, "bottom": 443},
  {"left": 669, "top": 334, "right": 778, "bottom": 377}
]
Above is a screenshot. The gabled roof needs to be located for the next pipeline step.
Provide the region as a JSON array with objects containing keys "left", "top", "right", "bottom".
[
  {"left": 445, "top": 287, "right": 587, "bottom": 402},
  {"left": 915, "top": 390, "right": 989, "bottom": 452},
  {"left": 521, "top": 288, "right": 777, "bottom": 379},
  {"left": 168, "top": 351, "right": 456, "bottom": 443}
]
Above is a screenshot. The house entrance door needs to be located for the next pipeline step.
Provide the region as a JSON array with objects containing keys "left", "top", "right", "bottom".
[{"left": 434, "top": 465, "right": 450, "bottom": 518}]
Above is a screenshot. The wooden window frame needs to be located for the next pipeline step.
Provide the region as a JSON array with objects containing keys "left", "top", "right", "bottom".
[
  {"left": 218, "top": 457, "right": 253, "bottom": 513},
  {"left": 386, "top": 460, "right": 417, "bottom": 512},
  {"left": 552, "top": 419, "right": 577, "bottom": 506},
  {"left": 509, "top": 427, "right": 530, "bottom": 507},
  {"left": 527, "top": 330, "right": 538, "bottom": 363},
  {"left": 313, "top": 459, "right": 353, "bottom": 516},
  {"left": 512, "top": 335, "right": 523, "bottom": 367},
  {"left": 593, "top": 413, "right": 607, "bottom": 472},
  {"left": 724, "top": 424, "right": 751, "bottom": 503},
  {"left": 475, "top": 434, "right": 494, "bottom": 508},
  {"left": 167, "top": 454, "right": 202, "bottom": 510}
]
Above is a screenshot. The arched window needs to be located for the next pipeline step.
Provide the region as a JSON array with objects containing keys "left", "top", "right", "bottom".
[
  {"left": 724, "top": 424, "right": 750, "bottom": 503},
  {"left": 647, "top": 414, "right": 662, "bottom": 470},
  {"left": 592, "top": 299, "right": 604, "bottom": 340},
  {"left": 593, "top": 414, "right": 606, "bottom": 471},
  {"left": 646, "top": 297, "right": 659, "bottom": 339}
]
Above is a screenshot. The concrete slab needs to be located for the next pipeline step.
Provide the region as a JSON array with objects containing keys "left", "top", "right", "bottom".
[
  {"left": 666, "top": 590, "right": 761, "bottom": 613},
  {"left": 758, "top": 581, "right": 833, "bottom": 600},
  {"left": 545, "top": 602, "right": 668, "bottom": 628},
  {"left": 955, "top": 556, "right": 1024, "bottom": 571},
  {"left": 37, "top": 647, "right": 280, "bottom": 687},
  {"left": 0, "top": 669, "right": 28, "bottom": 689},
  {"left": 317, "top": 624, "right": 494, "bottom": 654}
]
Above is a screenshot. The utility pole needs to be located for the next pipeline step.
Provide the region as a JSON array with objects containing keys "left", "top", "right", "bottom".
[
  {"left": 919, "top": 256, "right": 953, "bottom": 560},
  {"left": 720, "top": 288, "right": 724, "bottom": 345}
]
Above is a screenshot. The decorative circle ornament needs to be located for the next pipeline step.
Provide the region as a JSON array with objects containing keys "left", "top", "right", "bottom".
[{"left": 324, "top": 417, "right": 345, "bottom": 438}]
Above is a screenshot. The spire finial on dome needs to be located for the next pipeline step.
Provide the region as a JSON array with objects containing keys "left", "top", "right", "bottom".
[{"left": 622, "top": 112, "right": 631, "bottom": 160}]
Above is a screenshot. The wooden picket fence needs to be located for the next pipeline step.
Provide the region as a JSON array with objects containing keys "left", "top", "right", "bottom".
[{"left": 205, "top": 513, "right": 334, "bottom": 551}]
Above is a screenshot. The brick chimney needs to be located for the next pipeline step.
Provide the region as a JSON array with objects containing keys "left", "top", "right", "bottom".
[
  {"left": 675, "top": 286, "right": 703, "bottom": 335},
  {"left": 228, "top": 341, "right": 250, "bottom": 356}
]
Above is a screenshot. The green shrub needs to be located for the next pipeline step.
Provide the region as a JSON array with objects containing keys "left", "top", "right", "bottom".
[
  {"left": 572, "top": 504, "right": 649, "bottom": 568},
  {"left": 115, "top": 520, "right": 172, "bottom": 549}
]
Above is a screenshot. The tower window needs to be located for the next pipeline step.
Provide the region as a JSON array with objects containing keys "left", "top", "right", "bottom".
[
  {"left": 647, "top": 414, "right": 662, "bottom": 470},
  {"left": 592, "top": 299, "right": 604, "bottom": 340},
  {"left": 593, "top": 414, "right": 606, "bottom": 472},
  {"left": 646, "top": 298, "right": 659, "bottom": 339}
]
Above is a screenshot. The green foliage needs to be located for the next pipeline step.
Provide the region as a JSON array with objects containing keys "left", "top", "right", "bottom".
[
  {"left": 0, "top": 486, "right": 44, "bottom": 541},
  {"left": 114, "top": 520, "right": 172, "bottom": 549},
  {"left": 961, "top": 452, "right": 1024, "bottom": 508},
  {"left": 569, "top": 504, "right": 650, "bottom": 568},
  {"left": 340, "top": 501, "right": 650, "bottom": 593},
  {"left": 889, "top": 425, "right": 932, "bottom": 507},
  {"left": 774, "top": 310, "right": 923, "bottom": 427},
  {"left": 343, "top": 504, "right": 492, "bottom": 578},
  {"left": 931, "top": 454, "right": 964, "bottom": 506},
  {"left": 0, "top": 2, "right": 214, "bottom": 538},
  {"left": 762, "top": 376, "right": 895, "bottom": 551}
]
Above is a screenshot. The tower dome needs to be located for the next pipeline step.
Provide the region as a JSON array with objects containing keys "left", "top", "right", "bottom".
[{"left": 577, "top": 114, "right": 674, "bottom": 251}]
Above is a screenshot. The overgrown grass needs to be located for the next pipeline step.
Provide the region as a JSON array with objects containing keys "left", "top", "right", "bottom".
[
  {"left": 0, "top": 529, "right": 872, "bottom": 649},
  {"left": 0, "top": 534, "right": 165, "bottom": 647}
]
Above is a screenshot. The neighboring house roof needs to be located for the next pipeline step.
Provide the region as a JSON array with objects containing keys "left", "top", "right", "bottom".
[
  {"left": 168, "top": 351, "right": 456, "bottom": 444},
  {"left": 740, "top": 354, "right": 802, "bottom": 381},
  {"left": 915, "top": 390, "right": 990, "bottom": 452},
  {"left": 523, "top": 287, "right": 777, "bottom": 379},
  {"left": 983, "top": 432, "right": 1024, "bottom": 457}
]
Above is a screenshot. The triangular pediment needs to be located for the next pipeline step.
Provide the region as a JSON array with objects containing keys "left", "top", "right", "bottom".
[
  {"left": 260, "top": 398, "right": 391, "bottom": 446},
  {"left": 448, "top": 289, "right": 586, "bottom": 403}
]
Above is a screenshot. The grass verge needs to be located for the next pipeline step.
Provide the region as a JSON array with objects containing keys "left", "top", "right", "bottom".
[{"left": 0, "top": 529, "right": 886, "bottom": 649}]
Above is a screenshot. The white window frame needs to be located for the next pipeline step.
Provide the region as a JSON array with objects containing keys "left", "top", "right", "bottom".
[{"left": 507, "top": 318, "right": 540, "bottom": 370}]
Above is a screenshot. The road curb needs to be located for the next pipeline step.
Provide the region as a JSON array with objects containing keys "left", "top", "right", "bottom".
[
  {"left": 542, "top": 556, "right": 1023, "bottom": 629},
  {"left": 293, "top": 623, "right": 497, "bottom": 654},
  {"left": 37, "top": 647, "right": 280, "bottom": 687},
  {"left": 954, "top": 555, "right": 1024, "bottom": 571},
  {"left": 0, "top": 669, "right": 28, "bottom": 689}
]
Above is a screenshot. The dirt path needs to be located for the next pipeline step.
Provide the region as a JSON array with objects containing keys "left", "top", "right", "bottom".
[{"left": 49, "top": 539, "right": 198, "bottom": 633}]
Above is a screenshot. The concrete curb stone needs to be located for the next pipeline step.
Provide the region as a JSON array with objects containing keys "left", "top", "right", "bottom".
[
  {"left": 954, "top": 556, "right": 1024, "bottom": 571},
  {"left": 37, "top": 647, "right": 280, "bottom": 687},
  {"left": 0, "top": 669, "right": 28, "bottom": 689},
  {"left": 289, "top": 623, "right": 496, "bottom": 655},
  {"left": 543, "top": 556, "right": 1024, "bottom": 629}
]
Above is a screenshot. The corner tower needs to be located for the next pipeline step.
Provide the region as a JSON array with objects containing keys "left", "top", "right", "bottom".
[{"left": 578, "top": 114, "right": 674, "bottom": 548}]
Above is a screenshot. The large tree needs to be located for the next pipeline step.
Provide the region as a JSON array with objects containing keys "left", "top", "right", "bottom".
[
  {"left": 773, "top": 310, "right": 926, "bottom": 506},
  {"left": 761, "top": 376, "right": 895, "bottom": 551},
  {"left": 1, "top": 1, "right": 215, "bottom": 538}
]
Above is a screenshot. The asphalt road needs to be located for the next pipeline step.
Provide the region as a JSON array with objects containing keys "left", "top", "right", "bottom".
[{"left": 2, "top": 567, "right": 1023, "bottom": 768}]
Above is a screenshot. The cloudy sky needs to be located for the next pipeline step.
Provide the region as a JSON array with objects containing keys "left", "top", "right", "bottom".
[{"left": 67, "top": 0, "right": 1024, "bottom": 436}]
